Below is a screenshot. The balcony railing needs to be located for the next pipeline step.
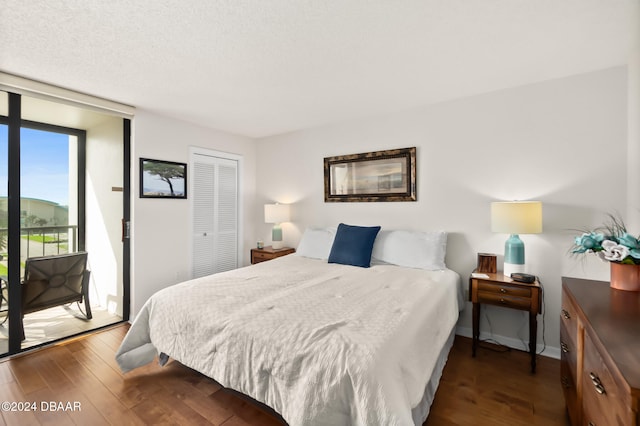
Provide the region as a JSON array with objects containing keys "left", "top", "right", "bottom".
[
  {"left": 0, "top": 226, "right": 78, "bottom": 259},
  {"left": 23, "top": 226, "right": 78, "bottom": 258}
]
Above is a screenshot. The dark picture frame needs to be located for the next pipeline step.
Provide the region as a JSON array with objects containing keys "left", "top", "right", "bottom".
[
  {"left": 140, "top": 158, "right": 187, "bottom": 199},
  {"left": 324, "top": 147, "right": 416, "bottom": 202}
]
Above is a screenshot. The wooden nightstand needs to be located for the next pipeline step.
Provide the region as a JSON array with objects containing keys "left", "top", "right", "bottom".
[
  {"left": 469, "top": 271, "right": 541, "bottom": 373},
  {"left": 250, "top": 246, "right": 295, "bottom": 264}
]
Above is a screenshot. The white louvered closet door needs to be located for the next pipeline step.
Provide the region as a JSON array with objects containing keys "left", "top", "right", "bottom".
[{"left": 192, "top": 154, "right": 238, "bottom": 278}]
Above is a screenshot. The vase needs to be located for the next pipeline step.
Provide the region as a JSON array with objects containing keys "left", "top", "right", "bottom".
[{"left": 609, "top": 262, "right": 640, "bottom": 291}]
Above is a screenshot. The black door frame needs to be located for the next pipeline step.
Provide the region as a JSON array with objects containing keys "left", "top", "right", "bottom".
[
  {"left": 123, "top": 118, "right": 131, "bottom": 322},
  {"left": 6, "top": 92, "right": 21, "bottom": 353},
  {"left": 0, "top": 92, "right": 131, "bottom": 354}
]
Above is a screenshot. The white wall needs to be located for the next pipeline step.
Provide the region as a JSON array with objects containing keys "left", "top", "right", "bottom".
[
  {"left": 628, "top": 1, "right": 640, "bottom": 230},
  {"left": 131, "top": 110, "right": 257, "bottom": 317},
  {"left": 255, "top": 67, "right": 628, "bottom": 357},
  {"left": 86, "top": 116, "right": 124, "bottom": 315}
]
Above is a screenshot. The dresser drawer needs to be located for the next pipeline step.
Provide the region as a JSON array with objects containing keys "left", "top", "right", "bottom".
[
  {"left": 560, "top": 324, "right": 578, "bottom": 382},
  {"left": 560, "top": 323, "right": 580, "bottom": 425},
  {"left": 477, "top": 281, "right": 531, "bottom": 297},
  {"left": 560, "top": 287, "right": 579, "bottom": 348},
  {"left": 560, "top": 353, "right": 580, "bottom": 426},
  {"left": 582, "top": 331, "right": 631, "bottom": 426},
  {"left": 476, "top": 291, "right": 531, "bottom": 310}
]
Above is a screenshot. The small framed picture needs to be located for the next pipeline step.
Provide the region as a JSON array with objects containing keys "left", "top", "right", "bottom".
[{"left": 140, "top": 158, "right": 187, "bottom": 199}]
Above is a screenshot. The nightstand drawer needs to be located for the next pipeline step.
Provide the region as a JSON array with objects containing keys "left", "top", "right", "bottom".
[
  {"left": 251, "top": 247, "right": 295, "bottom": 264},
  {"left": 253, "top": 252, "right": 272, "bottom": 261},
  {"left": 477, "top": 281, "right": 531, "bottom": 297},
  {"left": 476, "top": 291, "right": 531, "bottom": 310}
]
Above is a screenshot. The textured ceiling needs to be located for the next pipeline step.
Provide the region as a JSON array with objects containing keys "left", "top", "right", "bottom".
[{"left": 0, "top": 0, "right": 632, "bottom": 138}]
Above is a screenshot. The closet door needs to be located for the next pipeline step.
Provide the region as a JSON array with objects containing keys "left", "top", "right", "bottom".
[{"left": 192, "top": 153, "right": 238, "bottom": 278}]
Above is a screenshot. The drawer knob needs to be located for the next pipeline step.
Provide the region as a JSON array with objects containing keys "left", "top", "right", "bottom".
[
  {"left": 588, "top": 422, "right": 595, "bottom": 426},
  {"left": 560, "top": 342, "right": 570, "bottom": 353},
  {"left": 500, "top": 298, "right": 506, "bottom": 304},
  {"left": 500, "top": 288, "right": 507, "bottom": 293},
  {"left": 561, "top": 309, "right": 571, "bottom": 319},
  {"left": 589, "top": 372, "right": 606, "bottom": 394}
]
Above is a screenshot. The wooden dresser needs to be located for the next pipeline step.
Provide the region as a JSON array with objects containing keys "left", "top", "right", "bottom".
[{"left": 561, "top": 277, "right": 640, "bottom": 426}]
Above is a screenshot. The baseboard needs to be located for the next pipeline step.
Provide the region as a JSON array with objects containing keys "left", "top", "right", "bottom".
[{"left": 456, "top": 326, "right": 560, "bottom": 360}]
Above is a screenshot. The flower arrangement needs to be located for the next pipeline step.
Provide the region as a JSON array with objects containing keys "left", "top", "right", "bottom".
[{"left": 572, "top": 214, "right": 640, "bottom": 265}]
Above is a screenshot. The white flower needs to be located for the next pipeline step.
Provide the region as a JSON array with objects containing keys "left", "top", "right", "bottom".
[{"left": 600, "top": 239, "right": 630, "bottom": 262}]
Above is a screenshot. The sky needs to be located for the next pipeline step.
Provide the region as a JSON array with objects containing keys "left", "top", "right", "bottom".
[
  {"left": 0, "top": 126, "right": 71, "bottom": 206},
  {"left": 142, "top": 169, "right": 185, "bottom": 195}
]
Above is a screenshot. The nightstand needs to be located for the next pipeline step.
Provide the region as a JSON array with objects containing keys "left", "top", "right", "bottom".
[
  {"left": 250, "top": 246, "right": 295, "bottom": 264},
  {"left": 469, "top": 271, "right": 541, "bottom": 373}
]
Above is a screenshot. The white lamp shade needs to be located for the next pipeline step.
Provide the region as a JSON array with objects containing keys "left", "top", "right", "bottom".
[
  {"left": 264, "top": 203, "right": 290, "bottom": 224},
  {"left": 491, "top": 201, "right": 542, "bottom": 234}
]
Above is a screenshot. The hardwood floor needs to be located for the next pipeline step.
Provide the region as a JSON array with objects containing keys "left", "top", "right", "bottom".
[
  {"left": 0, "top": 324, "right": 569, "bottom": 425},
  {"left": 0, "top": 305, "right": 122, "bottom": 354},
  {"left": 425, "top": 338, "right": 569, "bottom": 426}
]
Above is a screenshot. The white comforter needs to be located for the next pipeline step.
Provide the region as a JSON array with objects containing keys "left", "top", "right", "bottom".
[{"left": 116, "top": 255, "right": 461, "bottom": 426}]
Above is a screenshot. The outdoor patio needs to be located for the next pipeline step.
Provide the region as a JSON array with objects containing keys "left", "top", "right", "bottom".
[{"left": 0, "top": 304, "right": 122, "bottom": 354}]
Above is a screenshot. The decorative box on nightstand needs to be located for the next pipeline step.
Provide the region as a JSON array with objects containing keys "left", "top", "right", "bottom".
[{"left": 250, "top": 246, "right": 295, "bottom": 264}]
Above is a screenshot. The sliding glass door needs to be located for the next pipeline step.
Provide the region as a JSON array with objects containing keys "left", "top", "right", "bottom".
[
  {"left": 20, "top": 127, "right": 80, "bottom": 261},
  {"left": 0, "top": 90, "right": 127, "bottom": 355}
]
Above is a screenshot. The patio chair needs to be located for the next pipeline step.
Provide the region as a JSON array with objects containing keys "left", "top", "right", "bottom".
[{"left": 20, "top": 251, "right": 92, "bottom": 340}]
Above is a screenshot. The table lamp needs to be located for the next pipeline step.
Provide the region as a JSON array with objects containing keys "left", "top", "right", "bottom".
[
  {"left": 491, "top": 201, "right": 542, "bottom": 277},
  {"left": 264, "top": 203, "right": 290, "bottom": 249}
]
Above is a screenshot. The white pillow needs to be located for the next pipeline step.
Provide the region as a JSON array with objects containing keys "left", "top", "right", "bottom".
[
  {"left": 295, "top": 227, "right": 336, "bottom": 260},
  {"left": 371, "top": 230, "right": 447, "bottom": 270}
]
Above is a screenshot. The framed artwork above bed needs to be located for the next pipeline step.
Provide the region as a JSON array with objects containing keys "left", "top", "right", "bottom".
[{"left": 324, "top": 147, "right": 416, "bottom": 202}]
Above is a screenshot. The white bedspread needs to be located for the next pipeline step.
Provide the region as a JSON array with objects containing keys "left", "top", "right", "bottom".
[{"left": 116, "top": 255, "right": 461, "bottom": 426}]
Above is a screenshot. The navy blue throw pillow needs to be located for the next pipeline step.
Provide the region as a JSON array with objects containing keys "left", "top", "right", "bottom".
[{"left": 328, "top": 223, "right": 381, "bottom": 268}]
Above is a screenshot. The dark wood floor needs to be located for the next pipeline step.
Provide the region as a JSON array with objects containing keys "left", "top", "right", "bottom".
[
  {"left": 0, "top": 324, "right": 569, "bottom": 425},
  {"left": 425, "top": 338, "right": 569, "bottom": 426}
]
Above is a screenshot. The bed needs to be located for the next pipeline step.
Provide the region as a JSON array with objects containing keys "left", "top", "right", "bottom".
[{"left": 116, "top": 226, "right": 463, "bottom": 426}]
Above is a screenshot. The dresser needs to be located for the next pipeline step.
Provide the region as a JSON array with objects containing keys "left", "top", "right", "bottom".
[{"left": 561, "top": 277, "right": 640, "bottom": 426}]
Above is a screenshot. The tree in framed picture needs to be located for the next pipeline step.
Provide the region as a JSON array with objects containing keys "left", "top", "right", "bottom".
[{"left": 140, "top": 158, "right": 187, "bottom": 198}]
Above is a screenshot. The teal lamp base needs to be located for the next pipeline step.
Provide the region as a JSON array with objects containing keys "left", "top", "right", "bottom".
[
  {"left": 271, "top": 224, "right": 283, "bottom": 249},
  {"left": 504, "top": 234, "right": 525, "bottom": 277}
]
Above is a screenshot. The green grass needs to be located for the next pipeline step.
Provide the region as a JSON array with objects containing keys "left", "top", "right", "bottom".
[
  {"left": 26, "top": 235, "right": 66, "bottom": 244},
  {"left": 0, "top": 262, "right": 26, "bottom": 277},
  {"left": 22, "top": 235, "right": 69, "bottom": 250}
]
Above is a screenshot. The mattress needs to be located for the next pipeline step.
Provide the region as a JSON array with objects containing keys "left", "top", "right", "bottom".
[{"left": 116, "top": 255, "right": 462, "bottom": 425}]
